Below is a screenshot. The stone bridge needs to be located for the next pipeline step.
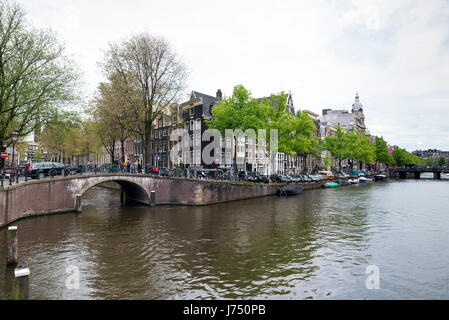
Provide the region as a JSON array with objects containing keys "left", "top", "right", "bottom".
[
  {"left": 388, "top": 167, "right": 449, "bottom": 179},
  {"left": 0, "top": 174, "right": 282, "bottom": 228}
]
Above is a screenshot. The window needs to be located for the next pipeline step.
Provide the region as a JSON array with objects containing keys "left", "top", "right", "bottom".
[
  {"left": 226, "top": 152, "right": 231, "bottom": 164},
  {"left": 226, "top": 138, "right": 231, "bottom": 148},
  {"left": 190, "top": 120, "right": 194, "bottom": 130},
  {"left": 196, "top": 150, "right": 201, "bottom": 165},
  {"left": 189, "top": 108, "right": 194, "bottom": 117},
  {"left": 196, "top": 133, "right": 201, "bottom": 147}
]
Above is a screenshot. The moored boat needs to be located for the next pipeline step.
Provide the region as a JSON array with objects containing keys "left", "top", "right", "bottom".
[
  {"left": 373, "top": 174, "right": 387, "bottom": 181},
  {"left": 338, "top": 179, "right": 351, "bottom": 186},
  {"left": 359, "top": 176, "right": 373, "bottom": 183},
  {"left": 348, "top": 177, "right": 359, "bottom": 184},
  {"left": 324, "top": 182, "right": 339, "bottom": 188},
  {"left": 278, "top": 185, "right": 303, "bottom": 196}
]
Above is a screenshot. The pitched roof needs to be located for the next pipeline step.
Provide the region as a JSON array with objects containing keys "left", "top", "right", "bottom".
[
  {"left": 190, "top": 91, "right": 219, "bottom": 117},
  {"left": 256, "top": 93, "right": 295, "bottom": 116}
]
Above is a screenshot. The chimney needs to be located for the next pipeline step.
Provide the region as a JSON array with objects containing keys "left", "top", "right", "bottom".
[{"left": 216, "top": 89, "right": 222, "bottom": 101}]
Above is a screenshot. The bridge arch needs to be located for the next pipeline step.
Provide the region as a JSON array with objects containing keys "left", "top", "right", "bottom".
[{"left": 78, "top": 177, "right": 151, "bottom": 208}]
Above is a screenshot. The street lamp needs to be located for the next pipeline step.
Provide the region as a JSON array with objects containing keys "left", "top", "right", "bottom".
[
  {"left": 1, "top": 140, "right": 7, "bottom": 178},
  {"left": 11, "top": 131, "right": 18, "bottom": 178}
]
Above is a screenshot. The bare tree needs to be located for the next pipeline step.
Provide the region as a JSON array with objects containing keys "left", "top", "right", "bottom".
[
  {"left": 92, "top": 72, "right": 137, "bottom": 163},
  {"left": 100, "top": 33, "right": 188, "bottom": 167}
]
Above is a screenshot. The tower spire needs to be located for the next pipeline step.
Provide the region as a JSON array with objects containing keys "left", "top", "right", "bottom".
[{"left": 352, "top": 91, "right": 363, "bottom": 111}]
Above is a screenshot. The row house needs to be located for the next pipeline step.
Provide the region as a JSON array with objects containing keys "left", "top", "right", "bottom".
[
  {"left": 304, "top": 110, "right": 322, "bottom": 173},
  {"left": 113, "top": 138, "right": 135, "bottom": 163},
  {"left": 179, "top": 90, "right": 222, "bottom": 169},
  {"left": 255, "top": 92, "right": 301, "bottom": 175},
  {"left": 318, "top": 93, "right": 369, "bottom": 172},
  {"left": 320, "top": 93, "right": 366, "bottom": 134},
  {"left": 152, "top": 104, "right": 181, "bottom": 168}
]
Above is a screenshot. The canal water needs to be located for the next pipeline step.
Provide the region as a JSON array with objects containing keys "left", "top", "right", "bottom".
[{"left": 1, "top": 176, "right": 449, "bottom": 299}]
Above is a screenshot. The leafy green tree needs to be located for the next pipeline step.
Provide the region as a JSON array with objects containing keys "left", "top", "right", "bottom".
[
  {"left": 34, "top": 142, "right": 42, "bottom": 162},
  {"left": 392, "top": 148, "right": 421, "bottom": 167},
  {"left": 206, "top": 85, "right": 272, "bottom": 171},
  {"left": 437, "top": 156, "right": 446, "bottom": 167},
  {"left": 207, "top": 85, "right": 319, "bottom": 172},
  {"left": 40, "top": 111, "right": 82, "bottom": 163},
  {"left": 323, "top": 151, "right": 332, "bottom": 170},
  {"left": 287, "top": 110, "right": 318, "bottom": 172},
  {"left": 375, "top": 136, "right": 394, "bottom": 168},
  {"left": 321, "top": 126, "right": 350, "bottom": 172},
  {"left": 0, "top": 1, "right": 80, "bottom": 148},
  {"left": 353, "top": 133, "right": 376, "bottom": 166},
  {"left": 207, "top": 85, "right": 271, "bottom": 137}
]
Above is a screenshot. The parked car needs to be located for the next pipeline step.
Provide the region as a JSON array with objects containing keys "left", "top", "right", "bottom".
[
  {"left": 286, "top": 174, "right": 301, "bottom": 183},
  {"left": 278, "top": 174, "right": 291, "bottom": 183},
  {"left": 290, "top": 174, "right": 302, "bottom": 182},
  {"left": 334, "top": 172, "right": 344, "bottom": 179},
  {"left": 270, "top": 174, "right": 288, "bottom": 183},
  {"left": 294, "top": 174, "right": 309, "bottom": 182},
  {"left": 65, "top": 164, "right": 82, "bottom": 174},
  {"left": 257, "top": 174, "right": 269, "bottom": 183},
  {"left": 246, "top": 171, "right": 259, "bottom": 183},
  {"left": 301, "top": 174, "right": 313, "bottom": 182},
  {"left": 27, "top": 162, "right": 68, "bottom": 179},
  {"left": 238, "top": 171, "right": 248, "bottom": 181},
  {"left": 318, "top": 170, "right": 335, "bottom": 180},
  {"left": 308, "top": 174, "right": 325, "bottom": 182}
]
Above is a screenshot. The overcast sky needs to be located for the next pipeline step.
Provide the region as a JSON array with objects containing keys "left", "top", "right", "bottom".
[{"left": 17, "top": 0, "right": 449, "bottom": 151}]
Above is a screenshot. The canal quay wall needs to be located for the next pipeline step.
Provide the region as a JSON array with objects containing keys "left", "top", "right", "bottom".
[{"left": 0, "top": 174, "right": 326, "bottom": 228}]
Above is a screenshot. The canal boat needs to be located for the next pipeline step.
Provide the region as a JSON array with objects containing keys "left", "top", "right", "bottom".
[
  {"left": 338, "top": 179, "right": 352, "bottom": 186},
  {"left": 373, "top": 174, "right": 387, "bottom": 181},
  {"left": 324, "top": 182, "right": 339, "bottom": 188},
  {"left": 278, "top": 185, "right": 303, "bottom": 196},
  {"left": 358, "top": 176, "right": 373, "bottom": 183},
  {"left": 348, "top": 177, "right": 359, "bottom": 184}
]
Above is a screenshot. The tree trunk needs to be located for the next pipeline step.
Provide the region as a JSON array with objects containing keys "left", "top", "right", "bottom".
[
  {"left": 121, "top": 139, "right": 125, "bottom": 163},
  {"left": 303, "top": 154, "right": 307, "bottom": 174},
  {"left": 144, "top": 121, "right": 152, "bottom": 168}
]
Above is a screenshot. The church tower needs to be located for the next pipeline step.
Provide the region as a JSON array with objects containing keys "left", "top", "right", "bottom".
[{"left": 351, "top": 92, "right": 365, "bottom": 131}]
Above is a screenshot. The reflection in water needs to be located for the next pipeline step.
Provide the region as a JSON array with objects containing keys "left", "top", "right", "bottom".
[{"left": 1, "top": 180, "right": 449, "bottom": 299}]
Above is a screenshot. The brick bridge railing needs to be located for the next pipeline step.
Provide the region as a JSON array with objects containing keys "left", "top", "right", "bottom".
[{"left": 0, "top": 174, "right": 282, "bottom": 228}]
